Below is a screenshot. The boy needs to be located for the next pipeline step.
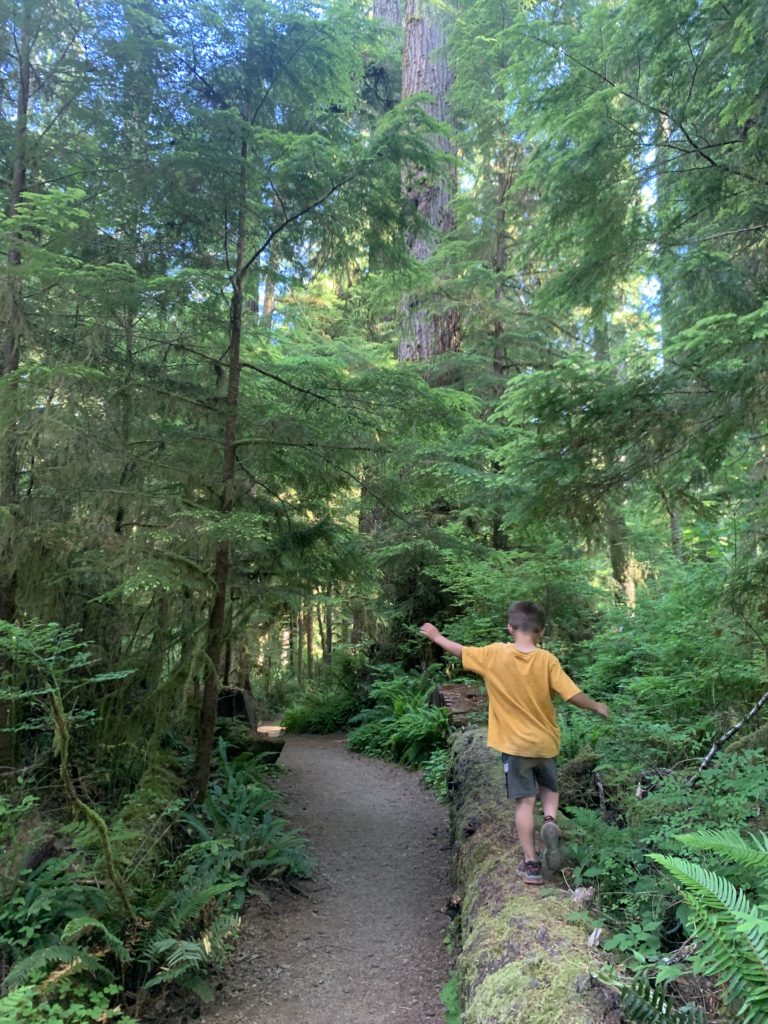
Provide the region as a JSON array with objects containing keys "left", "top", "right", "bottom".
[{"left": 420, "top": 601, "right": 609, "bottom": 885}]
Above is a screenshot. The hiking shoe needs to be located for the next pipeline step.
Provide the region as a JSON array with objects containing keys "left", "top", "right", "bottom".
[
  {"left": 516, "top": 859, "right": 543, "bottom": 885},
  {"left": 541, "top": 818, "right": 563, "bottom": 872}
]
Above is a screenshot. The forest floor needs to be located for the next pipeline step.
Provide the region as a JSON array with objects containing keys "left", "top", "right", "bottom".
[{"left": 199, "top": 731, "right": 453, "bottom": 1024}]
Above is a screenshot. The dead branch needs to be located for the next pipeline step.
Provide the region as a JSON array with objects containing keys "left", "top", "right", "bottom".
[{"left": 687, "top": 687, "right": 768, "bottom": 784}]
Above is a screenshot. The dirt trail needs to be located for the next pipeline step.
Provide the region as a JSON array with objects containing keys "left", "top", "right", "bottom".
[{"left": 201, "top": 734, "right": 452, "bottom": 1024}]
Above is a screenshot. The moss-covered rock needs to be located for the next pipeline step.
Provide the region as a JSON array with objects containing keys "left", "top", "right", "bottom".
[{"left": 449, "top": 729, "right": 622, "bottom": 1024}]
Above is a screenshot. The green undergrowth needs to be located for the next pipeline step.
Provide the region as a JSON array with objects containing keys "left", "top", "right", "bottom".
[
  {"left": 0, "top": 739, "right": 310, "bottom": 1022},
  {"left": 347, "top": 665, "right": 450, "bottom": 768},
  {"left": 281, "top": 688, "right": 360, "bottom": 733},
  {"left": 279, "top": 647, "right": 371, "bottom": 734},
  {"left": 421, "top": 747, "right": 451, "bottom": 801}
]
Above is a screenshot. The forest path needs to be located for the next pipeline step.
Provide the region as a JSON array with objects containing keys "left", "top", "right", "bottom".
[{"left": 200, "top": 733, "right": 453, "bottom": 1024}]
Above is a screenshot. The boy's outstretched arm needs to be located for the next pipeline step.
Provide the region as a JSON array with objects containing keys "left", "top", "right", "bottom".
[
  {"left": 567, "top": 691, "right": 610, "bottom": 718},
  {"left": 420, "top": 622, "right": 463, "bottom": 658}
]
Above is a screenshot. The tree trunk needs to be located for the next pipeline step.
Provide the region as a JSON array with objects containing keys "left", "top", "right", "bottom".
[
  {"left": 0, "top": 8, "right": 31, "bottom": 768},
  {"left": 192, "top": 137, "right": 247, "bottom": 802},
  {"left": 593, "top": 317, "right": 634, "bottom": 604},
  {"left": 656, "top": 114, "right": 684, "bottom": 563},
  {"left": 296, "top": 611, "right": 303, "bottom": 686},
  {"left": 305, "top": 605, "right": 313, "bottom": 683},
  {"left": 373, "top": 0, "right": 401, "bottom": 20},
  {"left": 324, "top": 593, "right": 333, "bottom": 664},
  {"left": 398, "top": 0, "right": 459, "bottom": 361},
  {"left": 261, "top": 242, "right": 278, "bottom": 327}
]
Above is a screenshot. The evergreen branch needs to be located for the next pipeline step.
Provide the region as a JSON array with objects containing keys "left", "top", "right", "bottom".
[
  {"left": 521, "top": 30, "right": 768, "bottom": 186},
  {"left": 233, "top": 437, "right": 390, "bottom": 453},
  {"left": 238, "top": 174, "right": 356, "bottom": 280}
]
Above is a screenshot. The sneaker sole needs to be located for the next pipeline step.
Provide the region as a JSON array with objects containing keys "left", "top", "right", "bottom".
[
  {"left": 541, "top": 821, "right": 563, "bottom": 872},
  {"left": 516, "top": 868, "right": 544, "bottom": 885}
]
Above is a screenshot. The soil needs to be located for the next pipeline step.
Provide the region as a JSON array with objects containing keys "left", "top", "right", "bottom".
[{"left": 200, "top": 733, "right": 453, "bottom": 1024}]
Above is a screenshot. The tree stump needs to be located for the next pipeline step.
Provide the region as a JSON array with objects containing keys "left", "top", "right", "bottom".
[{"left": 449, "top": 728, "right": 623, "bottom": 1024}]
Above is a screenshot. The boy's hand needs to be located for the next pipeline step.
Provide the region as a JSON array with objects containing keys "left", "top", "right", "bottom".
[
  {"left": 419, "top": 622, "right": 441, "bottom": 641},
  {"left": 594, "top": 702, "right": 610, "bottom": 719}
]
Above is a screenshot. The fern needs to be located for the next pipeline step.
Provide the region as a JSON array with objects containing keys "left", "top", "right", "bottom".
[
  {"left": 672, "top": 829, "right": 768, "bottom": 875},
  {"left": 60, "top": 917, "right": 129, "bottom": 963},
  {"left": 2, "top": 944, "right": 108, "bottom": 992},
  {"left": 614, "top": 975, "right": 701, "bottom": 1024},
  {"left": 648, "top": 832, "right": 768, "bottom": 1024}
]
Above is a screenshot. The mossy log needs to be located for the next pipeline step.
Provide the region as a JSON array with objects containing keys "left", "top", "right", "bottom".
[{"left": 449, "top": 729, "right": 623, "bottom": 1024}]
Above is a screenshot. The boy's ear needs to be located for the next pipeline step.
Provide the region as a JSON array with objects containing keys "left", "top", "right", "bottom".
[{"left": 507, "top": 623, "right": 514, "bottom": 636}]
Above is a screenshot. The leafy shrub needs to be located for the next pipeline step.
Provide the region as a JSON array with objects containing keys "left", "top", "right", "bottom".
[
  {"left": 281, "top": 689, "right": 360, "bottom": 733},
  {"left": 421, "top": 747, "right": 450, "bottom": 801},
  {"left": 564, "top": 750, "right": 768, "bottom": 969},
  {"left": 0, "top": 979, "right": 130, "bottom": 1024},
  {"left": 347, "top": 668, "right": 450, "bottom": 768},
  {"left": 571, "top": 564, "right": 763, "bottom": 770}
]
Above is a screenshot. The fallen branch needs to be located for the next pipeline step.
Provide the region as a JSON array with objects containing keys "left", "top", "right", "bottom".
[
  {"left": 593, "top": 769, "right": 607, "bottom": 819},
  {"left": 687, "top": 687, "right": 768, "bottom": 784}
]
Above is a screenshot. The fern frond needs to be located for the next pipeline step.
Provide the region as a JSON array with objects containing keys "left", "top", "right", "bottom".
[
  {"left": 164, "top": 880, "right": 239, "bottom": 932},
  {"left": 650, "top": 855, "right": 755, "bottom": 922},
  {"left": 60, "top": 916, "right": 129, "bottom": 962},
  {"left": 613, "top": 974, "right": 698, "bottom": 1024},
  {"left": 674, "top": 829, "right": 768, "bottom": 874},
  {"left": 147, "top": 937, "right": 207, "bottom": 970},
  {"left": 652, "top": 855, "right": 768, "bottom": 1023},
  {"left": 2, "top": 943, "right": 109, "bottom": 992},
  {"left": 177, "top": 974, "right": 215, "bottom": 1002}
]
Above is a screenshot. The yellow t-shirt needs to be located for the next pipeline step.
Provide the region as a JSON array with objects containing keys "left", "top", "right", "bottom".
[{"left": 461, "top": 643, "right": 581, "bottom": 757}]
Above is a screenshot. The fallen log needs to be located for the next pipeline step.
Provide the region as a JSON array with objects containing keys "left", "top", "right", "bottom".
[
  {"left": 433, "top": 683, "right": 486, "bottom": 727},
  {"left": 449, "top": 728, "right": 622, "bottom": 1024}
]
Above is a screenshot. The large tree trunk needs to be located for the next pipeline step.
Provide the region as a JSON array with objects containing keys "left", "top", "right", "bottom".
[
  {"left": 0, "top": 8, "right": 31, "bottom": 767},
  {"left": 398, "top": 0, "right": 460, "bottom": 361},
  {"left": 373, "top": 0, "right": 401, "bottom": 20}
]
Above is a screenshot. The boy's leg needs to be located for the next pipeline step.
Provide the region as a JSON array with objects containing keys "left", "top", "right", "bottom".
[
  {"left": 504, "top": 755, "right": 544, "bottom": 883},
  {"left": 538, "top": 784, "right": 563, "bottom": 871},
  {"left": 514, "top": 796, "right": 537, "bottom": 862},
  {"left": 539, "top": 785, "right": 559, "bottom": 821}
]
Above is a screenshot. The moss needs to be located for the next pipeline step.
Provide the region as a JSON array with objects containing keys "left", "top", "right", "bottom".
[{"left": 465, "top": 957, "right": 600, "bottom": 1024}]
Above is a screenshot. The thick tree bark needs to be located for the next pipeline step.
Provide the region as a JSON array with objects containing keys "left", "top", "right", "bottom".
[
  {"left": 373, "top": 0, "right": 401, "bottom": 21},
  {"left": 398, "top": 0, "right": 460, "bottom": 361}
]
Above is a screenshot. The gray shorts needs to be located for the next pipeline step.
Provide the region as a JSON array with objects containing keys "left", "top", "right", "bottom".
[{"left": 502, "top": 753, "right": 559, "bottom": 799}]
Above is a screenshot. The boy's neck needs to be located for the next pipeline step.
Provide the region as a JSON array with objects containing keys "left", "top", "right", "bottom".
[{"left": 510, "top": 631, "right": 539, "bottom": 653}]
